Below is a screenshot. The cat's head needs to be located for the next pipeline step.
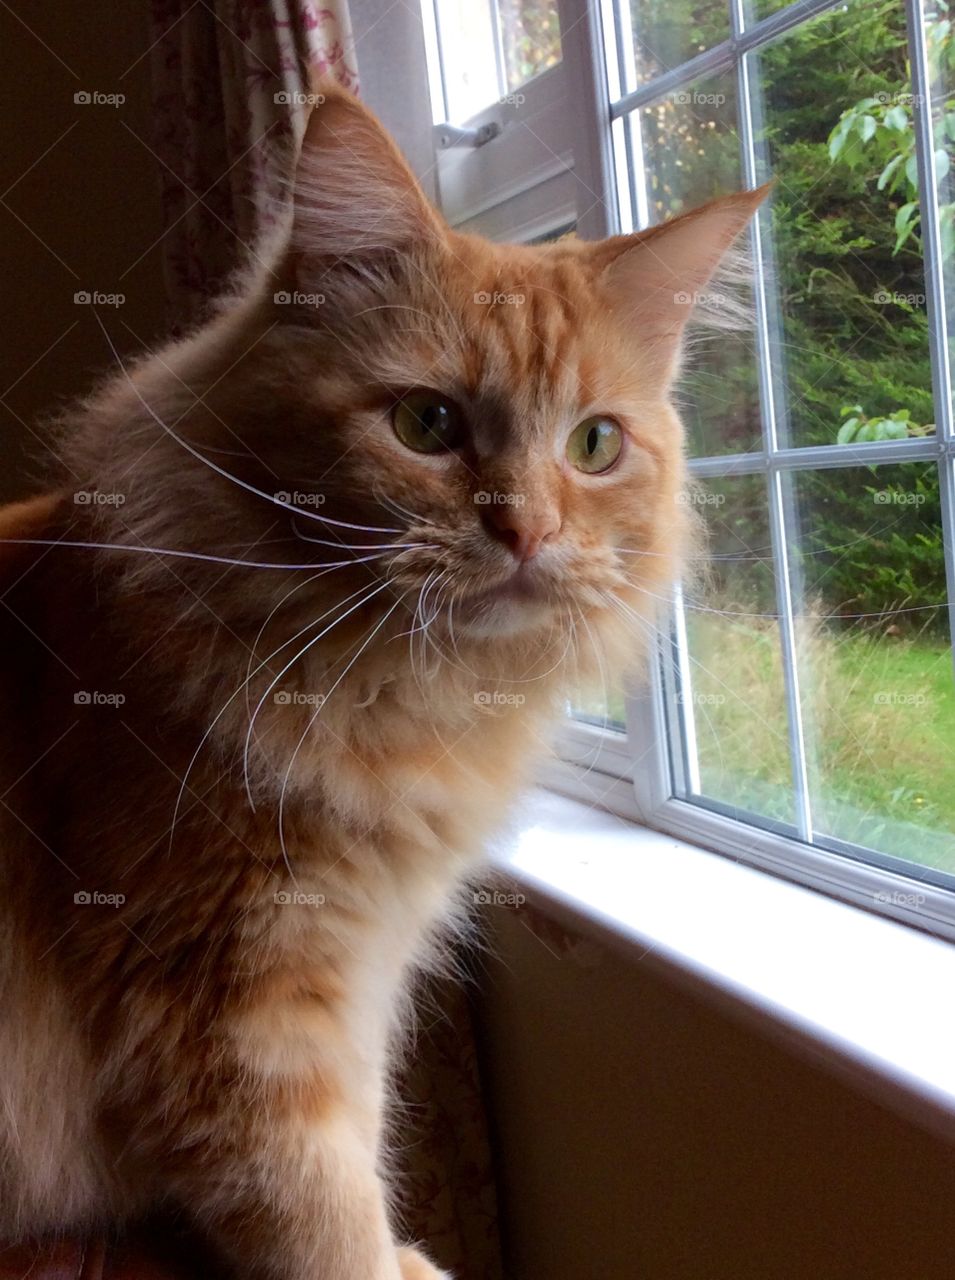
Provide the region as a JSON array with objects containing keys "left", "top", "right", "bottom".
[
  {"left": 73, "top": 88, "right": 764, "bottom": 703},
  {"left": 258, "top": 90, "right": 763, "bottom": 646}
]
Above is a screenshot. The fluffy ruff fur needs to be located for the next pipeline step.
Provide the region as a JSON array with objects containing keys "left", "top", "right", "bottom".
[{"left": 0, "top": 87, "right": 762, "bottom": 1279}]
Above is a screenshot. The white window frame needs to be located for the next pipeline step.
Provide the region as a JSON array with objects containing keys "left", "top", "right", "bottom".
[{"left": 412, "top": 0, "right": 955, "bottom": 941}]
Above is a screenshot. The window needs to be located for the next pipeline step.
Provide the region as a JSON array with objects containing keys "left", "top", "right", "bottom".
[{"left": 421, "top": 0, "right": 955, "bottom": 938}]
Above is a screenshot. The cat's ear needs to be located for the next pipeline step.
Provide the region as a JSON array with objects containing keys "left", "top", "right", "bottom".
[
  {"left": 288, "top": 86, "right": 446, "bottom": 278},
  {"left": 595, "top": 185, "right": 770, "bottom": 381}
]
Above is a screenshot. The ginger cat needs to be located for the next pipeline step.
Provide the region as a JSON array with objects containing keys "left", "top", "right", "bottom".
[{"left": 0, "top": 88, "right": 763, "bottom": 1279}]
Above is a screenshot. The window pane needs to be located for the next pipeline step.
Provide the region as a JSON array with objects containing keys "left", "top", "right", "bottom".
[
  {"left": 755, "top": 0, "right": 934, "bottom": 449},
  {"left": 498, "top": 0, "right": 561, "bottom": 93},
  {"left": 433, "top": 0, "right": 561, "bottom": 123},
  {"left": 925, "top": 0, "right": 955, "bottom": 378},
  {"left": 673, "top": 475, "right": 796, "bottom": 825},
  {"left": 626, "top": 0, "right": 729, "bottom": 86},
  {"left": 744, "top": 0, "right": 795, "bottom": 20},
  {"left": 791, "top": 462, "right": 955, "bottom": 872},
  {"left": 627, "top": 72, "right": 763, "bottom": 456}
]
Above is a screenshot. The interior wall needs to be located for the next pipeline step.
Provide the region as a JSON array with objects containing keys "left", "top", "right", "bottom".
[
  {"left": 349, "top": 0, "right": 437, "bottom": 201},
  {"left": 478, "top": 908, "right": 955, "bottom": 1280},
  {"left": 0, "top": 1, "right": 167, "bottom": 501}
]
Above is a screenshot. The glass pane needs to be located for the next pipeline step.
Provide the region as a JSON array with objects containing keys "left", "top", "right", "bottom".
[
  {"left": 755, "top": 0, "right": 935, "bottom": 448},
  {"left": 626, "top": 0, "right": 729, "bottom": 87},
  {"left": 744, "top": 0, "right": 795, "bottom": 21},
  {"left": 675, "top": 474, "right": 796, "bottom": 825},
  {"left": 792, "top": 462, "right": 955, "bottom": 871},
  {"left": 498, "top": 0, "right": 561, "bottom": 93},
  {"left": 434, "top": 0, "right": 561, "bottom": 123},
  {"left": 629, "top": 72, "right": 763, "bottom": 457},
  {"left": 924, "top": 0, "right": 955, "bottom": 375}
]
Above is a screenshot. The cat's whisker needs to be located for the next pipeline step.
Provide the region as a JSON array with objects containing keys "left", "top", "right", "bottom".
[
  {"left": 371, "top": 484, "right": 439, "bottom": 534},
  {"left": 169, "top": 578, "right": 396, "bottom": 859},
  {"left": 92, "top": 312, "right": 406, "bottom": 537},
  {"left": 617, "top": 577, "right": 945, "bottom": 623},
  {"left": 0, "top": 536, "right": 409, "bottom": 573},
  {"left": 277, "top": 591, "right": 409, "bottom": 880},
  {"left": 290, "top": 519, "right": 434, "bottom": 554},
  {"left": 243, "top": 566, "right": 351, "bottom": 760},
  {"left": 243, "top": 579, "right": 395, "bottom": 811}
]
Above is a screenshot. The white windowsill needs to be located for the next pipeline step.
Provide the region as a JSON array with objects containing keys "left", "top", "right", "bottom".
[{"left": 492, "top": 789, "right": 955, "bottom": 1142}]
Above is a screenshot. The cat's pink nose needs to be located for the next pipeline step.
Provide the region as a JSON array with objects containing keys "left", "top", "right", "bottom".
[{"left": 482, "top": 505, "right": 561, "bottom": 562}]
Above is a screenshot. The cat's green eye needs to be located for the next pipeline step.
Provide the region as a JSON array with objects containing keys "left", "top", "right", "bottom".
[
  {"left": 566, "top": 416, "right": 623, "bottom": 474},
  {"left": 392, "top": 391, "right": 464, "bottom": 454}
]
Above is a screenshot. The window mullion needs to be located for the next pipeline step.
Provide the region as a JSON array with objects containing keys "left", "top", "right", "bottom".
[
  {"left": 733, "top": 3, "right": 813, "bottom": 842},
  {"left": 905, "top": 0, "right": 955, "bottom": 682}
]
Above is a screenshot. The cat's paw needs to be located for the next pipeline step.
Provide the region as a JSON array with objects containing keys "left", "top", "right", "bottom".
[{"left": 396, "top": 1245, "right": 452, "bottom": 1280}]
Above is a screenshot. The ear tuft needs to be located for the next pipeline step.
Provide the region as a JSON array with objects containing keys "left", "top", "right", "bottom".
[
  {"left": 289, "top": 86, "right": 446, "bottom": 273},
  {"left": 595, "top": 185, "right": 770, "bottom": 379}
]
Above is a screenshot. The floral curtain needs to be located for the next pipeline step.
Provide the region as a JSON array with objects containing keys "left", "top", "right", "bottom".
[{"left": 148, "top": 0, "right": 358, "bottom": 322}]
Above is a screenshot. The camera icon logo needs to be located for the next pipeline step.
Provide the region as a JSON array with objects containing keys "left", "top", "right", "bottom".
[
  {"left": 74, "top": 691, "right": 91, "bottom": 705},
  {"left": 74, "top": 91, "right": 91, "bottom": 105},
  {"left": 74, "top": 891, "right": 91, "bottom": 904}
]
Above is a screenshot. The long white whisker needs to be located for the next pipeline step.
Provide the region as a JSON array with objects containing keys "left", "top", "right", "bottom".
[
  {"left": 243, "top": 579, "right": 394, "bottom": 811},
  {"left": 277, "top": 592, "right": 408, "bottom": 880},
  {"left": 91, "top": 311, "right": 404, "bottom": 536},
  {"left": 0, "top": 537, "right": 404, "bottom": 573}
]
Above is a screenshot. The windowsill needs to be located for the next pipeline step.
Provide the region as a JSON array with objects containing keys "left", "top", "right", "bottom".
[{"left": 492, "top": 789, "right": 955, "bottom": 1141}]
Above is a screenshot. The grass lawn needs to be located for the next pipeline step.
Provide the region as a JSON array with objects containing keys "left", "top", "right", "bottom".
[{"left": 582, "top": 614, "right": 955, "bottom": 875}]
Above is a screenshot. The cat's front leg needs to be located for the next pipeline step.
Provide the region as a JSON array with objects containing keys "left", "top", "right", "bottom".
[{"left": 139, "top": 1067, "right": 405, "bottom": 1280}]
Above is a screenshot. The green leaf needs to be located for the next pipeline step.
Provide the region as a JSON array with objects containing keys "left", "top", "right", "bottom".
[
  {"left": 837, "top": 419, "right": 860, "bottom": 443},
  {"left": 884, "top": 105, "right": 909, "bottom": 131},
  {"left": 906, "top": 153, "right": 920, "bottom": 187},
  {"left": 877, "top": 154, "right": 905, "bottom": 190},
  {"left": 935, "top": 148, "right": 951, "bottom": 181},
  {"left": 859, "top": 114, "right": 877, "bottom": 142},
  {"left": 840, "top": 404, "right": 864, "bottom": 417}
]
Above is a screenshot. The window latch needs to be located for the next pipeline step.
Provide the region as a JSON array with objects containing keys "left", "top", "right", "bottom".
[{"left": 435, "top": 122, "right": 502, "bottom": 150}]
